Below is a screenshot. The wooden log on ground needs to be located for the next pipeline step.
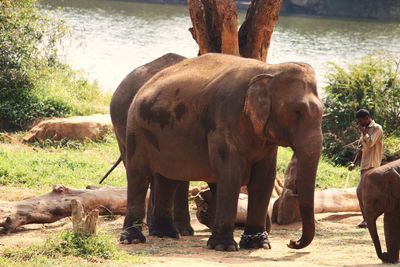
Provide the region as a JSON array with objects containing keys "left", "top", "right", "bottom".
[
  {"left": 195, "top": 187, "right": 361, "bottom": 228},
  {"left": 0, "top": 185, "right": 127, "bottom": 233},
  {"left": 0, "top": 184, "right": 206, "bottom": 233}
]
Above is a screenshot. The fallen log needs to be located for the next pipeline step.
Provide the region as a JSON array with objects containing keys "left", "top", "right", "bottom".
[
  {"left": 0, "top": 184, "right": 206, "bottom": 233},
  {"left": 0, "top": 184, "right": 361, "bottom": 233},
  {"left": 195, "top": 187, "right": 361, "bottom": 228},
  {"left": 0, "top": 185, "right": 127, "bottom": 233}
]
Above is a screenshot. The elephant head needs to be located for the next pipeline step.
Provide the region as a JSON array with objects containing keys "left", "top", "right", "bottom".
[{"left": 244, "top": 63, "right": 323, "bottom": 249}]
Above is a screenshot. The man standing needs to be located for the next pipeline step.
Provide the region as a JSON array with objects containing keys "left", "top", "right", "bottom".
[{"left": 348, "top": 109, "right": 384, "bottom": 228}]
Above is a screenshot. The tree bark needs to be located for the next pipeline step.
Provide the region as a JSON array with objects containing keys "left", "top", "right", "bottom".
[
  {"left": 71, "top": 199, "right": 85, "bottom": 233},
  {"left": 239, "top": 0, "right": 282, "bottom": 61},
  {"left": 188, "top": 0, "right": 239, "bottom": 56},
  {"left": 188, "top": 0, "right": 282, "bottom": 61},
  {"left": 84, "top": 209, "right": 99, "bottom": 235}
]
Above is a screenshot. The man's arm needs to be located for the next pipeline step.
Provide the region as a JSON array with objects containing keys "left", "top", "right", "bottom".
[
  {"left": 361, "top": 127, "right": 383, "bottom": 149},
  {"left": 348, "top": 149, "right": 362, "bottom": 171}
]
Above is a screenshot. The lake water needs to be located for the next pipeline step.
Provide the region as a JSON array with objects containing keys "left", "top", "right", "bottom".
[{"left": 41, "top": 0, "right": 400, "bottom": 93}]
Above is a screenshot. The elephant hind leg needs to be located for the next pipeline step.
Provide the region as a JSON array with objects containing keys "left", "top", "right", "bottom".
[
  {"left": 120, "top": 134, "right": 150, "bottom": 244},
  {"left": 173, "top": 181, "right": 194, "bottom": 236},
  {"left": 149, "top": 174, "right": 181, "bottom": 239},
  {"left": 383, "top": 212, "right": 400, "bottom": 263}
]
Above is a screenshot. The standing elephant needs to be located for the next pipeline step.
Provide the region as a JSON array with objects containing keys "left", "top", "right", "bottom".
[
  {"left": 108, "top": 53, "right": 195, "bottom": 236},
  {"left": 358, "top": 159, "right": 400, "bottom": 263},
  {"left": 121, "top": 53, "right": 323, "bottom": 251}
]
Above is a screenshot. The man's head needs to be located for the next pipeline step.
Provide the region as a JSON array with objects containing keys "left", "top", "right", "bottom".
[{"left": 355, "top": 109, "right": 372, "bottom": 127}]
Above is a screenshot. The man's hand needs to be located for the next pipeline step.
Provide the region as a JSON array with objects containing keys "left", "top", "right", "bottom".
[
  {"left": 358, "top": 125, "right": 368, "bottom": 135},
  {"left": 348, "top": 162, "right": 356, "bottom": 171}
]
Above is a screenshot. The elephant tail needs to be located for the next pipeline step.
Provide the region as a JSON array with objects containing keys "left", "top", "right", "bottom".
[{"left": 99, "top": 156, "right": 123, "bottom": 184}]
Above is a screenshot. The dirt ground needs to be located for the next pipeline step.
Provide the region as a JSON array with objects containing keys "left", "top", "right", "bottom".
[{"left": 0, "top": 200, "right": 389, "bottom": 267}]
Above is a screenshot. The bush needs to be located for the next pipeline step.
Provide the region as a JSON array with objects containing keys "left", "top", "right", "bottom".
[
  {"left": 0, "top": 0, "right": 108, "bottom": 130},
  {"left": 323, "top": 53, "right": 400, "bottom": 165},
  {"left": 2, "top": 231, "right": 118, "bottom": 262}
]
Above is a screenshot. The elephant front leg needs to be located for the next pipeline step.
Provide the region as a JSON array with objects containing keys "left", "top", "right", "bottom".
[
  {"left": 207, "top": 143, "right": 245, "bottom": 252},
  {"left": 173, "top": 181, "right": 194, "bottom": 236},
  {"left": 240, "top": 147, "right": 277, "bottom": 249},
  {"left": 382, "top": 212, "right": 400, "bottom": 263}
]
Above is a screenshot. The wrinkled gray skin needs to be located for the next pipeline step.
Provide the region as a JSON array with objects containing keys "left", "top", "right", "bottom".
[
  {"left": 110, "top": 53, "right": 194, "bottom": 236},
  {"left": 121, "top": 53, "right": 323, "bottom": 251},
  {"left": 358, "top": 159, "right": 400, "bottom": 263}
]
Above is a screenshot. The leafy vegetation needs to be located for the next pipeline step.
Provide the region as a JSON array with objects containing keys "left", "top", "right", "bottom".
[
  {"left": 0, "top": 231, "right": 145, "bottom": 265},
  {"left": 0, "top": 0, "right": 109, "bottom": 130},
  {"left": 323, "top": 53, "right": 400, "bottom": 165}
]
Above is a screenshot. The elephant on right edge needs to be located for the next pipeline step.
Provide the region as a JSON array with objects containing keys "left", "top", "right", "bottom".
[{"left": 358, "top": 159, "right": 400, "bottom": 263}]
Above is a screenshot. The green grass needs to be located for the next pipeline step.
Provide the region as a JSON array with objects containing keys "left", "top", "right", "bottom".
[
  {"left": 277, "top": 147, "right": 357, "bottom": 190},
  {"left": 0, "top": 231, "right": 145, "bottom": 266},
  {"left": 0, "top": 133, "right": 355, "bottom": 193},
  {"left": 0, "top": 133, "right": 125, "bottom": 193}
]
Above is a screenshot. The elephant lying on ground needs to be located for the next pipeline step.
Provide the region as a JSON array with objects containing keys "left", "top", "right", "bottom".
[
  {"left": 107, "top": 53, "right": 196, "bottom": 236},
  {"left": 358, "top": 159, "right": 400, "bottom": 263},
  {"left": 121, "top": 53, "right": 323, "bottom": 251}
]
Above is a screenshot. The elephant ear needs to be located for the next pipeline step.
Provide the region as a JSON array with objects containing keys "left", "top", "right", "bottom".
[{"left": 244, "top": 74, "right": 273, "bottom": 135}]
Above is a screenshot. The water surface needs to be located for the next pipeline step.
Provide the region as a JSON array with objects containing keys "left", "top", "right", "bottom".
[{"left": 42, "top": 0, "right": 400, "bottom": 92}]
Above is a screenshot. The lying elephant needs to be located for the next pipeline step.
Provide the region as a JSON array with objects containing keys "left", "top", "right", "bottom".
[
  {"left": 358, "top": 159, "right": 400, "bottom": 263},
  {"left": 121, "top": 53, "right": 323, "bottom": 251},
  {"left": 105, "top": 53, "right": 197, "bottom": 236}
]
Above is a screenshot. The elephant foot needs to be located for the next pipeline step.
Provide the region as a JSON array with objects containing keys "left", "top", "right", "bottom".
[
  {"left": 175, "top": 222, "right": 194, "bottom": 236},
  {"left": 207, "top": 232, "right": 238, "bottom": 251},
  {"left": 149, "top": 217, "right": 180, "bottom": 239},
  {"left": 120, "top": 225, "right": 146, "bottom": 244},
  {"left": 239, "top": 231, "right": 271, "bottom": 249},
  {"left": 381, "top": 252, "right": 399, "bottom": 264}
]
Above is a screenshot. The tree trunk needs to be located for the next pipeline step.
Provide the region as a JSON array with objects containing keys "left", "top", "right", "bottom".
[
  {"left": 188, "top": 0, "right": 282, "bottom": 61},
  {"left": 188, "top": 0, "right": 239, "bottom": 56},
  {"left": 238, "top": 0, "right": 282, "bottom": 61}
]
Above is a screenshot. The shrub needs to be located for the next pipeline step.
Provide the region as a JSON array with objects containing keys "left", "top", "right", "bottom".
[
  {"left": 2, "top": 231, "right": 118, "bottom": 262},
  {"left": 0, "top": 0, "right": 108, "bottom": 130},
  {"left": 323, "top": 53, "right": 400, "bottom": 165}
]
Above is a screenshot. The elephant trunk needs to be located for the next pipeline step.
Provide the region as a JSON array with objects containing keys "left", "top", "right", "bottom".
[{"left": 287, "top": 136, "right": 322, "bottom": 249}]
